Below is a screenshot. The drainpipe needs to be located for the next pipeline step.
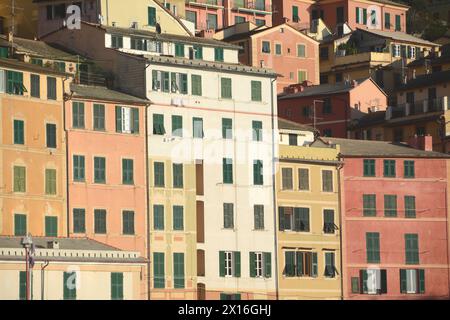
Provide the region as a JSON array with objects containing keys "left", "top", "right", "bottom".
[
  {"left": 337, "top": 158, "right": 345, "bottom": 300},
  {"left": 62, "top": 76, "right": 70, "bottom": 237},
  {"left": 270, "top": 76, "right": 279, "bottom": 300},
  {"left": 145, "top": 101, "right": 151, "bottom": 300},
  {"left": 41, "top": 261, "right": 49, "bottom": 300},
  {"left": 445, "top": 173, "right": 450, "bottom": 298}
]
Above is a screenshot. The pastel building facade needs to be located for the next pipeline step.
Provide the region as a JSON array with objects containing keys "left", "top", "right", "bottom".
[
  {"left": 319, "top": 137, "right": 450, "bottom": 299},
  {"left": 0, "top": 58, "right": 68, "bottom": 238}
]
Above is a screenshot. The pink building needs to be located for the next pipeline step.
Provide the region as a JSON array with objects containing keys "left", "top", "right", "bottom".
[
  {"left": 278, "top": 77, "right": 387, "bottom": 137},
  {"left": 312, "top": 0, "right": 409, "bottom": 35},
  {"left": 66, "top": 84, "right": 149, "bottom": 258},
  {"left": 272, "top": 0, "right": 313, "bottom": 30},
  {"left": 186, "top": 0, "right": 272, "bottom": 33},
  {"left": 313, "top": 136, "right": 450, "bottom": 299}
]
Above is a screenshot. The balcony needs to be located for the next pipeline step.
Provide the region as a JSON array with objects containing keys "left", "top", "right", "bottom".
[
  {"left": 333, "top": 52, "right": 392, "bottom": 68},
  {"left": 231, "top": 0, "right": 272, "bottom": 14},
  {"left": 185, "top": 0, "right": 224, "bottom": 9},
  {"left": 388, "top": 97, "right": 449, "bottom": 119}
]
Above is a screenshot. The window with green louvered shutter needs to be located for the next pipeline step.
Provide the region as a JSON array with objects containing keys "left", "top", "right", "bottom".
[
  {"left": 194, "top": 45, "right": 203, "bottom": 59},
  {"left": 193, "top": 117, "right": 204, "bottom": 138},
  {"left": 172, "top": 115, "right": 183, "bottom": 137},
  {"left": 14, "top": 166, "right": 26, "bottom": 193},
  {"left": 385, "top": 12, "right": 391, "bottom": 29},
  {"left": 363, "top": 159, "right": 375, "bottom": 177},
  {"left": 222, "top": 118, "right": 232, "bottom": 139},
  {"left": 214, "top": 47, "right": 224, "bottom": 62},
  {"left": 153, "top": 114, "right": 165, "bottom": 135},
  {"left": 153, "top": 205, "right": 164, "bottom": 230},
  {"left": 14, "top": 214, "right": 27, "bottom": 236},
  {"left": 219, "top": 251, "right": 226, "bottom": 277},
  {"left": 122, "top": 159, "right": 134, "bottom": 185},
  {"left": 323, "top": 210, "right": 335, "bottom": 234},
  {"left": 94, "top": 209, "right": 107, "bottom": 234},
  {"left": 299, "top": 168, "right": 309, "bottom": 190},
  {"left": 405, "top": 196, "right": 416, "bottom": 218},
  {"left": 223, "top": 158, "right": 233, "bottom": 184},
  {"left": 363, "top": 194, "right": 376, "bottom": 216},
  {"left": 404, "top": 160, "right": 415, "bottom": 178},
  {"left": 264, "top": 252, "right": 271, "bottom": 278},
  {"left": 297, "top": 44, "right": 306, "bottom": 57},
  {"left": 173, "top": 206, "right": 184, "bottom": 231},
  {"left": 351, "top": 277, "right": 360, "bottom": 293},
  {"left": 223, "top": 203, "right": 234, "bottom": 229},
  {"left": 173, "top": 253, "right": 185, "bottom": 288},
  {"left": 282, "top": 168, "right": 293, "bottom": 190},
  {"left": 45, "top": 169, "right": 57, "bottom": 195},
  {"left": 93, "top": 104, "right": 105, "bottom": 131},
  {"left": 322, "top": 170, "right": 333, "bottom": 192},
  {"left": 233, "top": 251, "right": 241, "bottom": 277},
  {"left": 324, "top": 252, "right": 336, "bottom": 278},
  {"left": 0, "top": 47, "right": 8, "bottom": 58},
  {"left": 221, "top": 78, "right": 232, "bottom": 99},
  {"left": 294, "top": 207, "right": 309, "bottom": 232},
  {"left": 115, "top": 106, "right": 122, "bottom": 132},
  {"left": 252, "top": 121, "right": 263, "bottom": 141},
  {"left": 296, "top": 252, "right": 303, "bottom": 276},
  {"left": 366, "top": 232, "right": 380, "bottom": 263},
  {"left": 284, "top": 251, "right": 295, "bottom": 277},
  {"left": 251, "top": 81, "right": 262, "bottom": 101},
  {"left": 148, "top": 7, "right": 156, "bottom": 26},
  {"left": 7, "top": 71, "right": 25, "bottom": 95},
  {"left": 45, "top": 216, "right": 58, "bottom": 237},
  {"left": 47, "top": 77, "right": 56, "bottom": 100},
  {"left": 30, "top": 74, "right": 40, "bottom": 98},
  {"left": 94, "top": 157, "right": 106, "bottom": 184},
  {"left": 418, "top": 269, "right": 425, "bottom": 293},
  {"left": 132, "top": 108, "right": 139, "bottom": 134},
  {"left": 19, "top": 271, "right": 26, "bottom": 300},
  {"left": 383, "top": 160, "right": 396, "bottom": 177},
  {"left": 250, "top": 252, "right": 256, "bottom": 278},
  {"left": 111, "top": 273, "right": 123, "bottom": 300},
  {"left": 356, "top": 7, "right": 360, "bottom": 23},
  {"left": 292, "top": 6, "right": 299, "bottom": 22},
  {"left": 254, "top": 205, "right": 264, "bottom": 230},
  {"left": 174, "top": 43, "right": 185, "bottom": 57},
  {"left": 63, "top": 272, "right": 77, "bottom": 300},
  {"left": 173, "top": 163, "right": 183, "bottom": 188},
  {"left": 360, "top": 270, "right": 368, "bottom": 293},
  {"left": 384, "top": 195, "right": 397, "bottom": 217},
  {"left": 191, "top": 74, "right": 202, "bottom": 96},
  {"left": 153, "top": 252, "right": 165, "bottom": 288},
  {"left": 363, "top": 9, "right": 367, "bottom": 24},
  {"left": 312, "top": 252, "right": 318, "bottom": 277},
  {"left": 14, "top": 120, "right": 24, "bottom": 145},
  {"left": 400, "top": 269, "right": 407, "bottom": 293},
  {"left": 72, "top": 102, "right": 85, "bottom": 128},
  {"left": 122, "top": 211, "right": 135, "bottom": 235},
  {"left": 405, "top": 234, "right": 419, "bottom": 264},
  {"left": 253, "top": 160, "right": 263, "bottom": 185},
  {"left": 395, "top": 15, "right": 401, "bottom": 31},
  {"left": 154, "top": 162, "right": 165, "bottom": 187},
  {"left": 73, "top": 155, "right": 85, "bottom": 182},
  {"left": 46, "top": 123, "right": 57, "bottom": 148},
  {"left": 73, "top": 208, "right": 85, "bottom": 233}
]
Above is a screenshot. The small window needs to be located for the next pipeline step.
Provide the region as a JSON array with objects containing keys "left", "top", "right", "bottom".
[
  {"left": 122, "top": 211, "right": 135, "bottom": 235},
  {"left": 172, "top": 115, "right": 183, "bottom": 137},
  {"left": 153, "top": 114, "right": 166, "bottom": 135},
  {"left": 46, "top": 123, "right": 57, "bottom": 148},
  {"left": 281, "top": 168, "right": 293, "bottom": 190},
  {"left": 222, "top": 118, "right": 232, "bottom": 140},
  {"left": 251, "top": 81, "right": 262, "bottom": 102},
  {"left": 252, "top": 121, "right": 263, "bottom": 142},
  {"left": 173, "top": 163, "right": 184, "bottom": 188},
  {"left": 323, "top": 210, "right": 336, "bottom": 234},
  {"left": 122, "top": 159, "right": 134, "bottom": 185},
  {"left": 223, "top": 158, "right": 233, "bottom": 184},
  {"left": 223, "top": 203, "right": 234, "bottom": 229},
  {"left": 404, "top": 161, "right": 415, "bottom": 178},
  {"left": 154, "top": 162, "right": 165, "bottom": 187},
  {"left": 191, "top": 74, "right": 202, "bottom": 96},
  {"left": 45, "top": 216, "right": 58, "bottom": 237},
  {"left": 72, "top": 102, "right": 85, "bottom": 129},
  {"left": 30, "top": 74, "right": 40, "bottom": 98},
  {"left": 221, "top": 78, "right": 232, "bottom": 99},
  {"left": 94, "top": 209, "right": 107, "bottom": 234},
  {"left": 298, "top": 168, "right": 309, "bottom": 191},
  {"left": 94, "top": 157, "right": 106, "bottom": 184},
  {"left": 262, "top": 41, "right": 270, "bottom": 53},
  {"left": 73, "top": 208, "right": 86, "bottom": 233},
  {"left": 405, "top": 196, "right": 416, "bottom": 218},
  {"left": 153, "top": 205, "right": 165, "bottom": 230},
  {"left": 275, "top": 44, "right": 282, "bottom": 55},
  {"left": 93, "top": 104, "right": 105, "bottom": 131},
  {"left": 322, "top": 170, "right": 333, "bottom": 192},
  {"left": 47, "top": 77, "right": 57, "bottom": 100},
  {"left": 214, "top": 47, "right": 224, "bottom": 62},
  {"left": 73, "top": 155, "right": 85, "bottom": 182},
  {"left": 14, "top": 214, "right": 27, "bottom": 236},
  {"left": 254, "top": 205, "right": 264, "bottom": 230},
  {"left": 383, "top": 160, "right": 396, "bottom": 178},
  {"left": 384, "top": 195, "right": 397, "bottom": 217},
  {"left": 288, "top": 134, "right": 297, "bottom": 146},
  {"left": 253, "top": 160, "right": 263, "bottom": 185},
  {"left": 363, "top": 194, "right": 377, "bottom": 217},
  {"left": 297, "top": 44, "right": 306, "bottom": 58},
  {"left": 45, "top": 169, "right": 57, "bottom": 195},
  {"left": 13, "top": 120, "right": 24, "bottom": 145},
  {"left": 14, "top": 166, "right": 26, "bottom": 193},
  {"left": 363, "top": 159, "right": 375, "bottom": 177},
  {"left": 193, "top": 117, "right": 204, "bottom": 138},
  {"left": 173, "top": 206, "right": 184, "bottom": 231}
]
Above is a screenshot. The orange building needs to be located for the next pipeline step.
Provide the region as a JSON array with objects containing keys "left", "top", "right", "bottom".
[{"left": 0, "top": 58, "right": 68, "bottom": 238}]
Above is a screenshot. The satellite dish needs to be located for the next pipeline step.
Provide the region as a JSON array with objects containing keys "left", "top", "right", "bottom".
[{"left": 156, "top": 23, "right": 161, "bottom": 34}]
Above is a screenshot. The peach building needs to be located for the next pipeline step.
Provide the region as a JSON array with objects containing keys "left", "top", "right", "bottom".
[
  {"left": 64, "top": 84, "right": 149, "bottom": 298},
  {"left": 0, "top": 58, "right": 68, "bottom": 238}
]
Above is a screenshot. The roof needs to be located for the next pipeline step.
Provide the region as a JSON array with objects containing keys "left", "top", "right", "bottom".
[
  {"left": 70, "top": 84, "right": 149, "bottom": 105},
  {"left": 278, "top": 78, "right": 370, "bottom": 100},
  {"left": 0, "top": 57, "right": 70, "bottom": 77},
  {"left": 351, "top": 110, "right": 387, "bottom": 128},
  {"left": 356, "top": 28, "right": 438, "bottom": 46},
  {"left": 278, "top": 118, "right": 317, "bottom": 132},
  {"left": 144, "top": 54, "right": 277, "bottom": 77},
  {"left": 397, "top": 69, "right": 450, "bottom": 91},
  {"left": 0, "top": 35, "right": 82, "bottom": 62},
  {"left": 315, "top": 0, "right": 409, "bottom": 9},
  {"left": 101, "top": 24, "right": 240, "bottom": 50},
  {"left": 323, "top": 137, "right": 450, "bottom": 158},
  {"left": 0, "top": 236, "right": 120, "bottom": 251}
]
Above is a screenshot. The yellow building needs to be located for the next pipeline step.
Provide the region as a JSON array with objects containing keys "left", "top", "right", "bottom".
[
  {"left": 276, "top": 120, "right": 342, "bottom": 300},
  {"left": 0, "top": 57, "right": 69, "bottom": 238}
]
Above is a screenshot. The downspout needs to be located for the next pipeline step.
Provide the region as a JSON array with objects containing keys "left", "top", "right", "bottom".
[
  {"left": 62, "top": 76, "right": 70, "bottom": 237},
  {"left": 144, "top": 62, "right": 151, "bottom": 300},
  {"left": 270, "top": 76, "right": 279, "bottom": 300},
  {"left": 445, "top": 168, "right": 450, "bottom": 298},
  {"left": 41, "top": 261, "right": 49, "bottom": 300},
  {"left": 337, "top": 158, "right": 345, "bottom": 300}
]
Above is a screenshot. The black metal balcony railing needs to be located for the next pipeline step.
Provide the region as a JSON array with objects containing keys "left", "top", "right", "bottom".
[
  {"left": 393, "top": 98, "right": 444, "bottom": 119},
  {"left": 185, "top": 0, "right": 224, "bottom": 7},
  {"left": 428, "top": 97, "right": 443, "bottom": 112},
  {"left": 232, "top": 0, "right": 271, "bottom": 12}
]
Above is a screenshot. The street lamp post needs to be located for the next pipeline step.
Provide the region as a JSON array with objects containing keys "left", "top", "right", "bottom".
[{"left": 21, "top": 234, "right": 33, "bottom": 301}]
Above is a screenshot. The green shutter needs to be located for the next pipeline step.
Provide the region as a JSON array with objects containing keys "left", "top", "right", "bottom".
[
  {"left": 193, "top": 117, "right": 204, "bottom": 138},
  {"left": 312, "top": 252, "right": 318, "bottom": 277},
  {"left": 356, "top": 7, "right": 360, "bottom": 23},
  {"left": 173, "top": 164, "right": 183, "bottom": 188},
  {"left": 14, "top": 214, "right": 27, "bottom": 236},
  {"left": 297, "top": 44, "right": 306, "bottom": 58},
  {"left": 215, "top": 48, "right": 224, "bottom": 62},
  {"left": 191, "top": 74, "right": 202, "bottom": 96},
  {"left": 400, "top": 269, "right": 407, "bottom": 293},
  {"left": 153, "top": 114, "right": 165, "bottom": 135},
  {"left": 221, "top": 78, "right": 232, "bottom": 99},
  {"left": 292, "top": 6, "right": 298, "bottom": 21},
  {"left": 222, "top": 118, "right": 232, "bottom": 139},
  {"left": 249, "top": 252, "right": 256, "bottom": 278},
  {"left": 363, "top": 9, "right": 367, "bottom": 24},
  {"left": 172, "top": 115, "right": 183, "bottom": 137},
  {"left": 132, "top": 108, "right": 139, "bottom": 134},
  {"left": 405, "top": 234, "right": 419, "bottom": 264},
  {"left": 63, "top": 272, "right": 76, "bottom": 300},
  {"left": 223, "top": 158, "right": 233, "bottom": 184},
  {"left": 14, "top": 166, "right": 26, "bottom": 193},
  {"left": 360, "top": 270, "right": 368, "bottom": 293},
  {"left": 94, "top": 210, "right": 107, "bottom": 234},
  {"left": 111, "top": 272, "right": 124, "bottom": 300},
  {"left": 14, "top": 120, "right": 24, "bottom": 145},
  {"left": 148, "top": 7, "right": 156, "bottom": 26},
  {"left": 405, "top": 196, "right": 416, "bottom": 218},
  {"left": 418, "top": 269, "right": 425, "bottom": 293},
  {"left": 19, "top": 271, "right": 26, "bottom": 300},
  {"left": 251, "top": 81, "right": 262, "bottom": 101},
  {"left": 173, "top": 206, "right": 184, "bottom": 230},
  {"left": 252, "top": 121, "right": 263, "bottom": 141},
  {"left": 384, "top": 195, "right": 397, "bottom": 217},
  {"left": 404, "top": 161, "right": 415, "bottom": 178},
  {"left": 351, "top": 277, "right": 359, "bottom": 293},
  {"left": 234, "top": 251, "right": 241, "bottom": 277},
  {"left": 219, "top": 251, "right": 226, "bottom": 277},
  {"left": 123, "top": 211, "right": 135, "bottom": 235},
  {"left": 296, "top": 252, "right": 303, "bottom": 276},
  {"left": 173, "top": 253, "right": 185, "bottom": 289},
  {"left": 154, "top": 162, "right": 165, "bottom": 187},
  {"left": 363, "top": 159, "right": 375, "bottom": 177},
  {"left": 45, "top": 216, "right": 58, "bottom": 237},
  {"left": 366, "top": 232, "right": 380, "bottom": 263},
  {"left": 395, "top": 15, "right": 401, "bottom": 30},
  {"left": 264, "top": 252, "right": 271, "bottom": 278},
  {"left": 153, "top": 252, "right": 165, "bottom": 288},
  {"left": 153, "top": 205, "right": 164, "bottom": 230},
  {"left": 115, "top": 106, "right": 122, "bottom": 132},
  {"left": 284, "top": 251, "right": 295, "bottom": 276}
]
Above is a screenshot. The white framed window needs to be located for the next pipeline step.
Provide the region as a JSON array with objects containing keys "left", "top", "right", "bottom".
[
  {"left": 255, "top": 252, "right": 263, "bottom": 277},
  {"left": 406, "top": 269, "right": 418, "bottom": 293},
  {"left": 409, "top": 46, "right": 416, "bottom": 59},
  {"left": 367, "top": 269, "right": 381, "bottom": 294},
  {"left": 121, "top": 107, "right": 131, "bottom": 133},
  {"left": 393, "top": 44, "right": 401, "bottom": 57},
  {"left": 225, "top": 251, "right": 233, "bottom": 277}
]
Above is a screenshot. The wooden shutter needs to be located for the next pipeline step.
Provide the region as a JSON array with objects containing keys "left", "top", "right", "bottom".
[
  {"left": 399, "top": 269, "right": 407, "bottom": 293},
  {"left": 264, "top": 252, "right": 271, "bottom": 278},
  {"left": 197, "top": 250, "right": 205, "bottom": 276},
  {"left": 148, "top": 7, "right": 156, "bottom": 26},
  {"left": 249, "top": 252, "right": 256, "bottom": 278},
  {"left": 115, "top": 106, "right": 122, "bottom": 132},
  {"left": 380, "top": 269, "right": 387, "bottom": 294},
  {"left": 196, "top": 160, "right": 204, "bottom": 196},
  {"left": 278, "top": 207, "right": 286, "bottom": 231},
  {"left": 132, "top": 108, "right": 139, "bottom": 134},
  {"left": 418, "top": 269, "right": 425, "bottom": 293},
  {"left": 196, "top": 201, "right": 204, "bottom": 243},
  {"left": 363, "top": 9, "right": 367, "bottom": 24},
  {"left": 360, "top": 270, "right": 368, "bottom": 293},
  {"left": 219, "top": 251, "right": 225, "bottom": 277},
  {"left": 234, "top": 251, "right": 241, "bottom": 277},
  {"left": 296, "top": 251, "right": 303, "bottom": 276},
  {"left": 251, "top": 81, "right": 262, "bottom": 101},
  {"left": 356, "top": 7, "right": 360, "bottom": 23}
]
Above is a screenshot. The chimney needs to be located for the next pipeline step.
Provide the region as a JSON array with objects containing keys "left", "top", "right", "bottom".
[
  {"left": 408, "top": 134, "right": 433, "bottom": 151},
  {"left": 351, "top": 80, "right": 358, "bottom": 88}
]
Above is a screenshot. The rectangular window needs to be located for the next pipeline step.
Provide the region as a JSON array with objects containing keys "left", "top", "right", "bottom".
[
  {"left": 14, "top": 214, "right": 27, "bottom": 236},
  {"left": 45, "top": 216, "right": 58, "bottom": 237},
  {"left": 153, "top": 205, "right": 164, "bottom": 230},
  {"left": 111, "top": 273, "right": 123, "bottom": 300},
  {"left": 383, "top": 160, "right": 396, "bottom": 177},
  {"left": 153, "top": 114, "right": 166, "bottom": 135},
  {"left": 19, "top": 271, "right": 26, "bottom": 300},
  {"left": 250, "top": 252, "right": 271, "bottom": 278},
  {"left": 122, "top": 211, "right": 135, "bottom": 235},
  {"left": 385, "top": 12, "right": 391, "bottom": 29},
  {"left": 324, "top": 252, "right": 337, "bottom": 278},
  {"left": 251, "top": 81, "right": 262, "bottom": 101},
  {"left": 275, "top": 43, "right": 282, "bottom": 55},
  {"left": 115, "top": 106, "right": 139, "bottom": 134},
  {"left": 191, "top": 74, "right": 202, "bottom": 96},
  {"left": 170, "top": 72, "right": 188, "bottom": 94},
  {"left": 63, "top": 272, "right": 77, "bottom": 300},
  {"left": 223, "top": 203, "right": 234, "bottom": 229},
  {"left": 254, "top": 205, "right": 264, "bottom": 230},
  {"left": 173, "top": 206, "right": 184, "bottom": 231},
  {"left": 173, "top": 253, "right": 185, "bottom": 289},
  {"left": 222, "top": 118, "right": 233, "bottom": 139},
  {"left": 405, "top": 196, "right": 416, "bottom": 218},
  {"left": 30, "top": 74, "right": 40, "bottom": 98},
  {"left": 283, "top": 251, "right": 318, "bottom": 277},
  {"left": 235, "top": 16, "right": 245, "bottom": 24},
  {"left": 252, "top": 121, "right": 263, "bottom": 142},
  {"left": 174, "top": 43, "right": 185, "bottom": 57},
  {"left": 194, "top": 45, "right": 203, "bottom": 59},
  {"left": 363, "top": 159, "right": 375, "bottom": 177},
  {"left": 154, "top": 162, "right": 165, "bottom": 187},
  {"left": 366, "top": 232, "right": 380, "bottom": 263},
  {"left": 214, "top": 47, "right": 224, "bottom": 62},
  {"left": 73, "top": 208, "right": 86, "bottom": 233},
  {"left": 356, "top": 7, "right": 360, "bottom": 23},
  {"left": 219, "top": 251, "right": 240, "bottom": 277},
  {"left": 46, "top": 123, "right": 57, "bottom": 148},
  {"left": 323, "top": 209, "right": 335, "bottom": 234},
  {"left": 322, "top": 170, "right": 333, "bottom": 192},
  {"left": 207, "top": 13, "right": 218, "bottom": 29},
  {"left": 153, "top": 253, "right": 165, "bottom": 288},
  {"left": 395, "top": 15, "right": 401, "bottom": 31},
  {"left": 93, "top": 104, "right": 105, "bottom": 131},
  {"left": 384, "top": 195, "right": 397, "bottom": 217},
  {"left": 73, "top": 155, "right": 85, "bottom": 182},
  {"left": 6, "top": 71, "right": 25, "bottom": 95},
  {"left": 223, "top": 158, "right": 233, "bottom": 184},
  {"left": 173, "top": 163, "right": 183, "bottom": 188},
  {"left": 47, "top": 77, "right": 56, "bottom": 100},
  {"left": 45, "top": 168, "right": 57, "bottom": 195},
  {"left": 111, "top": 35, "right": 123, "bottom": 48},
  {"left": 94, "top": 209, "right": 107, "bottom": 234},
  {"left": 288, "top": 134, "right": 297, "bottom": 146},
  {"left": 122, "top": 159, "right": 134, "bottom": 185},
  {"left": 148, "top": 7, "right": 156, "bottom": 26},
  {"left": 14, "top": 120, "right": 24, "bottom": 145},
  {"left": 262, "top": 41, "right": 270, "bottom": 53},
  {"left": 221, "top": 78, "right": 232, "bottom": 99},
  {"left": 298, "top": 70, "right": 307, "bottom": 82},
  {"left": 292, "top": 6, "right": 299, "bottom": 22},
  {"left": 405, "top": 234, "right": 419, "bottom": 264},
  {"left": 281, "top": 168, "right": 293, "bottom": 190},
  {"left": 363, "top": 194, "right": 377, "bottom": 217},
  {"left": 400, "top": 269, "right": 425, "bottom": 294},
  {"left": 404, "top": 161, "right": 415, "bottom": 178},
  {"left": 336, "top": 6, "right": 344, "bottom": 23},
  {"left": 298, "top": 168, "right": 309, "bottom": 190},
  {"left": 171, "top": 115, "right": 183, "bottom": 137},
  {"left": 253, "top": 160, "right": 263, "bottom": 185},
  {"left": 297, "top": 44, "right": 306, "bottom": 58},
  {"left": 193, "top": 117, "right": 204, "bottom": 138},
  {"left": 13, "top": 166, "right": 26, "bottom": 193},
  {"left": 94, "top": 157, "right": 106, "bottom": 184},
  {"left": 72, "top": 102, "right": 85, "bottom": 128},
  {"left": 361, "top": 269, "right": 387, "bottom": 294}
]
